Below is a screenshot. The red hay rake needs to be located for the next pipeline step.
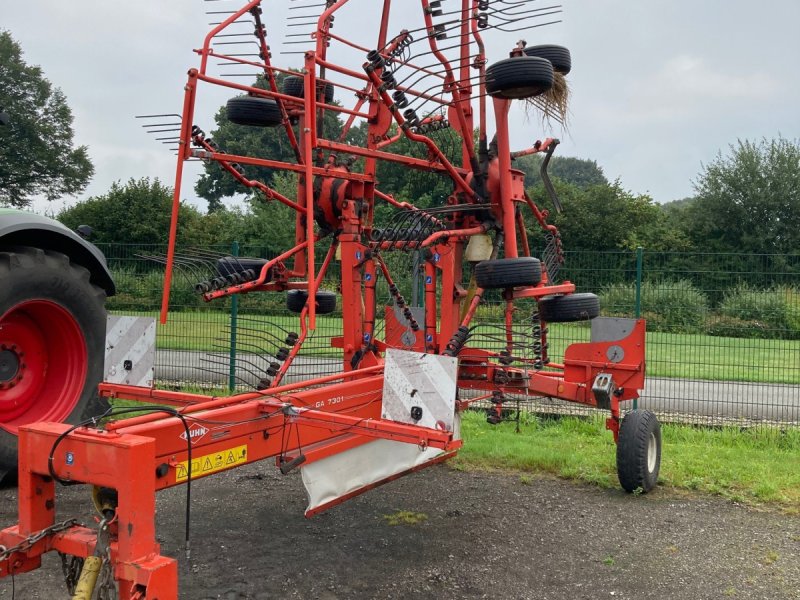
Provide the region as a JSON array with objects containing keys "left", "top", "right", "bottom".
[{"left": 1, "top": 2, "right": 656, "bottom": 598}]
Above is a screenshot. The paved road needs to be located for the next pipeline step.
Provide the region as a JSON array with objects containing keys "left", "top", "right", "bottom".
[{"left": 154, "top": 350, "right": 800, "bottom": 424}]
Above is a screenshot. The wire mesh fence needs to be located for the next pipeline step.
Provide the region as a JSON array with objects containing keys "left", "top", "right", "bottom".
[{"left": 97, "top": 243, "right": 800, "bottom": 431}]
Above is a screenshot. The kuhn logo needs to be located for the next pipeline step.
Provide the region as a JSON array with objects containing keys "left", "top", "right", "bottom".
[{"left": 180, "top": 425, "right": 209, "bottom": 445}]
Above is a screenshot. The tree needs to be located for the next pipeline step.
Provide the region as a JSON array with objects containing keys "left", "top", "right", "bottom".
[
  {"left": 195, "top": 73, "right": 343, "bottom": 213},
  {"left": 0, "top": 31, "right": 93, "bottom": 207},
  {"left": 684, "top": 137, "right": 800, "bottom": 255},
  {"left": 514, "top": 154, "right": 607, "bottom": 189},
  {"left": 57, "top": 178, "right": 204, "bottom": 246},
  {"left": 527, "top": 179, "right": 663, "bottom": 252}
]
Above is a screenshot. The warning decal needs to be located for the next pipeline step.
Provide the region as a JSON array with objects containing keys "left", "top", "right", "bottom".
[{"left": 175, "top": 445, "right": 248, "bottom": 482}]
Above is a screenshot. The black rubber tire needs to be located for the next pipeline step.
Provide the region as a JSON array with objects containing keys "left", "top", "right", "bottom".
[
  {"left": 485, "top": 56, "right": 554, "bottom": 100},
  {"left": 217, "top": 256, "right": 269, "bottom": 278},
  {"left": 538, "top": 292, "right": 600, "bottom": 322},
  {"left": 282, "top": 76, "right": 335, "bottom": 104},
  {"left": 474, "top": 257, "right": 542, "bottom": 289},
  {"left": 0, "top": 247, "right": 109, "bottom": 483},
  {"left": 286, "top": 289, "right": 337, "bottom": 315},
  {"left": 617, "top": 409, "right": 661, "bottom": 493},
  {"left": 226, "top": 96, "right": 283, "bottom": 127},
  {"left": 523, "top": 44, "right": 572, "bottom": 75}
]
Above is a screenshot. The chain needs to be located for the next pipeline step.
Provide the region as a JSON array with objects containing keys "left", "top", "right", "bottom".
[
  {"left": 59, "top": 551, "right": 85, "bottom": 595},
  {"left": 97, "top": 557, "right": 118, "bottom": 600},
  {"left": 0, "top": 518, "right": 80, "bottom": 563}
]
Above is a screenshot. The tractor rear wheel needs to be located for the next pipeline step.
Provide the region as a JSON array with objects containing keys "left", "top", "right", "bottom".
[
  {"left": 286, "top": 289, "right": 337, "bottom": 315},
  {"left": 0, "top": 247, "right": 109, "bottom": 482},
  {"left": 538, "top": 292, "right": 600, "bottom": 322},
  {"left": 474, "top": 257, "right": 542, "bottom": 289},
  {"left": 617, "top": 409, "right": 661, "bottom": 493},
  {"left": 226, "top": 96, "right": 283, "bottom": 127},
  {"left": 485, "top": 56, "right": 554, "bottom": 100}
]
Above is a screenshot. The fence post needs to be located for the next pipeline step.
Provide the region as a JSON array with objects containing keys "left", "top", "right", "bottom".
[
  {"left": 633, "top": 246, "right": 643, "bottom": 410},
  {"left": 229, "top": 241, "right": 239, "bottom": 392}
]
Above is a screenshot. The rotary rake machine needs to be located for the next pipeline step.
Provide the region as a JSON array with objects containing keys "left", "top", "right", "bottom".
[{"left": 1, "top": 1, "right": 658, "bottom": 597}]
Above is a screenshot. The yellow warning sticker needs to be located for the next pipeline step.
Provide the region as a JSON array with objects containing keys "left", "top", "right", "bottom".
[{"left": 175, "top": 444, "right": 248, "bottom": 482}]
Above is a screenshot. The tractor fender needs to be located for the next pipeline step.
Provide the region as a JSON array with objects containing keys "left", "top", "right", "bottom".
[{"left": 0, "top": 208, "right": 116, "bottom": 296}]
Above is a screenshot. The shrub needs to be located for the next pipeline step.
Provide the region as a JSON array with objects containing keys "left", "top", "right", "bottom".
[
  {"left": 718, "top": 285, "right": 800, "bottom": 339},
  {"left": 599, "top": 279, "right": 709, "bottom": 333},
  {"left": 704, "top": 315, "right": 772, "bottom": 339}
]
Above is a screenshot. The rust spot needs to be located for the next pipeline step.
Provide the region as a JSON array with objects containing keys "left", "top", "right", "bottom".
[
  {"left": 45, "top": 499, "right": 54, "bottom": 510},
  {"left": 35, "top": 487, "right": 42, "bottom": 496},
  {"left": 128, "top": 522, "right": 134, "bottom": 537}
]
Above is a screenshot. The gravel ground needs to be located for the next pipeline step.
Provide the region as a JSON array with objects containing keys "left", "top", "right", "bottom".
[{"left": 1, "top": 464, "right": 799, "bottom": 599}]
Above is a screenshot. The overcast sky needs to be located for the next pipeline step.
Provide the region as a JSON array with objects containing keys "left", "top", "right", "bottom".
[{"left": 4, "top": 1, "right": 799, "bottom": 214}]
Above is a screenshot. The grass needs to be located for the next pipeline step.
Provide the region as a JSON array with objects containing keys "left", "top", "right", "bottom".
[
  {"left": 126, "top": 311, "right": 800, "bottom": 383},
  {"left": 453, "top": 411, "right": 800, "bottom": 511}
]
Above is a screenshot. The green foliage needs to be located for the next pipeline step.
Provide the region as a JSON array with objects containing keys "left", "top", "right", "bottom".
[
  {"left": 600, "top": 279, "right": 709, "bottom": 332},
  {"left": 704, "top": 316, "right": 772, "bottom": 339},
  {"left": 194, "top": 72, "right": 343, "bottom": 213},
  {"left": 528, "top": 179, "right": 667, "bottom": 252},
  {"left": 57, "top": 178, "right": 204, "bottom": 245},
  {"left": 716, "top": 285, "right": 800, "bottom": 339},
  {"left": 514, "top": 154, "right": 607, "bottom": 189},
  {"left": 0, "top": 31, "right": 93, "bottom": 207},
  {"left": 685, "top": 137, "right": 800, "bottom": 254}
]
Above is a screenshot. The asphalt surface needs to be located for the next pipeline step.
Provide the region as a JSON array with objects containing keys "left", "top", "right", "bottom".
[{"left": 155, "top": 350, "right": 800, "bottom": 424}]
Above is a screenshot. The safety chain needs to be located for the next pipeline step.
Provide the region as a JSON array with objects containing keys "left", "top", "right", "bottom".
[
  {"left": 0, "top": 518, "right": 80, "bottom": 563},
  {"left": 97, "top": 557, "right": 118, "bottom": 600},
  {"left": 59, "top": 551, "right": 85, "bottom": 595}
]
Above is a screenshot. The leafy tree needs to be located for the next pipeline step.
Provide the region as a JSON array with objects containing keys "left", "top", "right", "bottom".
[
  {"left": 684, "top": 137, "right": 800, "bottom": 255},
  {"left": 57, "top": 178, "right": 203, "bottom": 246},
  {"left": 0, "top": 31, "right": 93, "bottom": 207},
  {"left": 527, "top": 179, "right": 663, "bottom": 252},
  {"left": 514, "top": 154, "right": 607, "bottom": 189},
  {"left": 195, "top": 73, "right": 343, "bottom": 213}
]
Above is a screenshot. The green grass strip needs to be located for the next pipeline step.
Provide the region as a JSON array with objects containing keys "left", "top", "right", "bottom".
[{"left": 453, "top": 411, "right": 800, "bottom": 511}]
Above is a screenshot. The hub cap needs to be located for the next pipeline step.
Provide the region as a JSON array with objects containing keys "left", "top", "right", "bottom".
[
  {"left": 0, "top": 300, "right": 88, "bottom": 435},
  {"left": 647, "top": 432, "right": 657, "bottom": 473}
]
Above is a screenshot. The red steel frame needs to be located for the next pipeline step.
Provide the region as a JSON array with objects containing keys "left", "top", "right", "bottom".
[{"left": 1, "top": 1, "right": 646, "bottom": 598}]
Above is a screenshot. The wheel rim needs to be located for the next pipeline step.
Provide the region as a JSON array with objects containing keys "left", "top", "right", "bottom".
[
  {"left": 0, "top": 300, "right": 88, "bottom": 435},
  {"left": 647, "top": 431, "right": 657, "bottom": 473}
]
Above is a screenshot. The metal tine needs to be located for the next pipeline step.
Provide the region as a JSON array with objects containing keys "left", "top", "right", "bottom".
[
  {"left": 212, "top": 32, "right": 254, "bottom": 38},
  {"left": 135, "top": 113, "right": 182, "bottom": 120},
  {"left": 224, "top": 337, "right": 279, "bottom": 362},
  {"left": 197, "top": 358, "right": 261, "bottom": 390},
  {"left": 209, "top": 18, "right": 255, "bottom": 26},
  {"left": 141, "top": 122, "right": 182, "bottom": 128},
  {"left": 206, "top": 10, "right": 237, "bottom": 15},
  {"left": 225, "top": 327, "right": 283, "bottom": 354},
  {"left": 210, "top": 341, "right": 275, "bottom": 373},
  {"left": 286, "top": 13, "right": 324, "bottom": 20},
  {"left": 236, "top": 318, "right": 296, "bottom": 340},
  {"left": 495, "top": 17, "right": 561, "bottom": 32},
  {"left": 213, "top": 40, "right": 264, "bottom": 46},
  {"left": 156, "top": 136, "right": 181, "bottom": 141}
]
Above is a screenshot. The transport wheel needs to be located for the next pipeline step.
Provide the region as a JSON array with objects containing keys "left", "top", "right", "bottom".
[
  {"left": 282, "top": 75, "right": 335, "bottom": 104},
  {"left": 286, "top": 289, "right": 337, "bottom": 315},
  {"left": 616, "top": 409, "right": 661, "bottom": 493},
  {"left": 217, "top": 256, "right": 269, "bottom": 278},
  {"left": 485, "top": 56, "right": 554, "bottom": 100},
  {"left": 537, "top": 292, "right": 600, "bottom": 322},
  {"left": 474, "top": 257, "right": 542, "bottom": 289},
  {"left": 523, "top": 44, "right": 572, "bottom": 75},
  {"left": 226, "top": 96, "right": 283, "bottom": 127},
  {"left": 0, "top": 247, "right": 109, "bottom": 482}
]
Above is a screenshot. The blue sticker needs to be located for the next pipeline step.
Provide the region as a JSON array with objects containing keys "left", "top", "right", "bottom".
[
  {"left": 355, "top": 251, "right": 362, "bottom": 260},
  {"left": 66, "top": 452, "right": 74, "bottom": 466},
  {"left": 426, "top": 334, "right": 433, "bottom": 342},
  {"left": 425, "top": 276, "right": 432, "bottom": 285},
  {"left": 365, "top": 273, "right": 372, "bottom": 281},
  {"left": 433, "top": 253, "right": 441, "bottom": 262},
  {"left": 363, "top": 333, "right": 371, "bottom": 342}
]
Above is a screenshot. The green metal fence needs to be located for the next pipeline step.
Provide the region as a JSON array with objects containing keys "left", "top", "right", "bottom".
[{"left": 97, "top": 243, "right": 800, "bottom": 430}]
